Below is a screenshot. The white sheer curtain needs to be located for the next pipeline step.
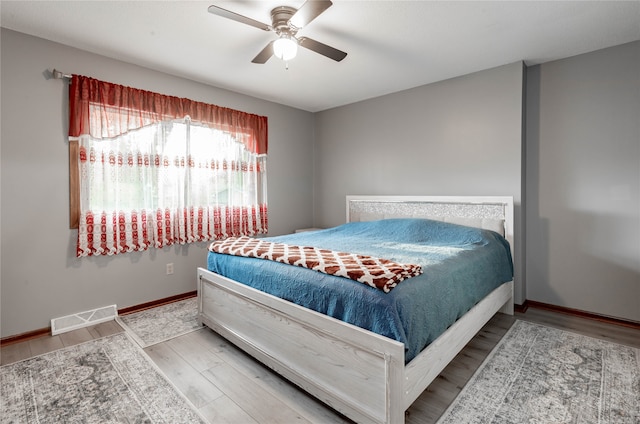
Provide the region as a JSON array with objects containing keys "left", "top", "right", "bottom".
[{"left": 71, "top": 75, "right": 268, "bottom": 257}]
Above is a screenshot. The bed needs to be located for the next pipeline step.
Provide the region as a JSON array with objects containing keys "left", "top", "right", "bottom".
[{"left": 197, "top": 195, "right": 514, "bottom": 424}]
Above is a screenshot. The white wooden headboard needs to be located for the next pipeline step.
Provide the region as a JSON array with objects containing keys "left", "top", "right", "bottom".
[{"left": 346, "top": 195, "right": 514, "bottom": 257}]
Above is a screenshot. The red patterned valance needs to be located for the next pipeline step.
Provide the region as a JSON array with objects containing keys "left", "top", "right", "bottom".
[{"left": 68, "top": 75, "right": 268, "bottom": 155}]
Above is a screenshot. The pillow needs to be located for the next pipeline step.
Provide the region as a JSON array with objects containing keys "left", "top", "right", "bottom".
[
  {"left": 351, "top": 210, "right": 505, "bottom": 237},
  {"left": 444, "top": 217, "right": 505, "bottom": 236}
]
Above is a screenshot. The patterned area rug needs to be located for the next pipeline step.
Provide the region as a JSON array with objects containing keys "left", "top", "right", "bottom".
[
  {"left": 0, "top": 333, "right": 206, "bottom": 423},
  {"left": 118, "top": 297, "right": 201, "bottom": 347},
  {"left": 437, "top": 320, "right": 639, "bottom": 423}
]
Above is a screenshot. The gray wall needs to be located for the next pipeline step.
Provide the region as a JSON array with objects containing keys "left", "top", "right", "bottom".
[
  {"left": 0, "top": 29, "right": 315, "bottom": 338},
  {"left": 526, "top": 41, "right": 639, "bottom": 322},
  {"left": 313, "top": 62, "right": 526, "bottom": 303}
]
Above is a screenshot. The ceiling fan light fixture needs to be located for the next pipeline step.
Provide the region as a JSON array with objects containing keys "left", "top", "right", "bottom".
[{"left": 273, "top": 36, "right": 298, "bottom": 61}]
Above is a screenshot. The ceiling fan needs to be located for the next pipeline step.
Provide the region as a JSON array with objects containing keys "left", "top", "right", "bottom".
[{"left": 208, "top": 0, "right": 347, "bottom": 64}]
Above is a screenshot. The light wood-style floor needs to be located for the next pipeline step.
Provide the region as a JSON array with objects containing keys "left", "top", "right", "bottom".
[{"left": 2, "top": 307, "right": 638, "bottom": 423}]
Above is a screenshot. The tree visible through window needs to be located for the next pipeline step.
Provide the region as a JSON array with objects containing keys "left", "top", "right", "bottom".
[{"left": 68, "top": 75, "right": 268, "bottom": 257}]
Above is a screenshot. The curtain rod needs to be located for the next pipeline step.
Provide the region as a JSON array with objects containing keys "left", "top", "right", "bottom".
[{"left": 52, "top": 69, "right": 72, "bottom": 79}]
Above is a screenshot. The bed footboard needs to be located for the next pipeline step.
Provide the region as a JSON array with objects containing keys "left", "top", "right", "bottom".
[{"left": 197, "top": 267, "right": 406, "bottom": 424}]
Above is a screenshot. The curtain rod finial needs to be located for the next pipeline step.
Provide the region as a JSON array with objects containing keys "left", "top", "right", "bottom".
[{"left": 52, "top": 69, "right": 71, "bottom": 79}]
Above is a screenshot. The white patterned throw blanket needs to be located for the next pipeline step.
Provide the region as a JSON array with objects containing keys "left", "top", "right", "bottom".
[{"left": 209, "top": 236, "right": 422, "bottom": 293}]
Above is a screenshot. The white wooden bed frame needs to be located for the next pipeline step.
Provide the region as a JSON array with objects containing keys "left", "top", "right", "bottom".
[{"left": 197, "top": 195, "right": 514, "bottom": 424}]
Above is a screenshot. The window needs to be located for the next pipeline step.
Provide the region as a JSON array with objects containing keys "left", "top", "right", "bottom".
[{"left": 69, "top": 75, "right": 268, "bottom": 257}]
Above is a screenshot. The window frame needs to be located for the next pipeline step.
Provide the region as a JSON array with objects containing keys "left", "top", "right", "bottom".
[{"left": 70, "top": 139, "right": 80, "bottom": 229}]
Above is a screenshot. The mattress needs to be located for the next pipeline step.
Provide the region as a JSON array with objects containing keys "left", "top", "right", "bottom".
[{"left": 207, "top": 218, "right": 513, "bottom": 362}]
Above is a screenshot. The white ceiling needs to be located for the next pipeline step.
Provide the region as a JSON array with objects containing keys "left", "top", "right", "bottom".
[{"left": 2, "top": 1, "right": 639, "bottom": 112}]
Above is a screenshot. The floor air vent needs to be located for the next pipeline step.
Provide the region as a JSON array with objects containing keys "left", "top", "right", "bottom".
[{"left": 51, "top": 304, "right": 118, "bottom": 335}]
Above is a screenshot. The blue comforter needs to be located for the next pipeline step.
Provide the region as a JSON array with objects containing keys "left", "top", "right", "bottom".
[{"left": 207, "top": 218, "right": 513, "bottom": 362}]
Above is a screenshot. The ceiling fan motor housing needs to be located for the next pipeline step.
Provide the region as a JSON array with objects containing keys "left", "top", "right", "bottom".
[{"left": 271, "top": 6, "right": 298, "bottom": 36}]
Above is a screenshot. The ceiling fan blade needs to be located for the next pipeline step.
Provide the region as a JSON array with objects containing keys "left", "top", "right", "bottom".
[
  {"left": 207, "top": 5, "right": 271, "bottom": 31},
  {"left": 298, "top": 37, "right": 347, "bottom": 62},
  {"left": 289, "top": 0, "right": 333, "bottom": 28},
  {"left": 252, "top": 41, "right": 274, "bottom": 64}
]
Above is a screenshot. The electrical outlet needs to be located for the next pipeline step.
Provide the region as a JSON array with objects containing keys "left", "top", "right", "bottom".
[{"left": 166, "top": 263, "right": 174, "bottom": 275}]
